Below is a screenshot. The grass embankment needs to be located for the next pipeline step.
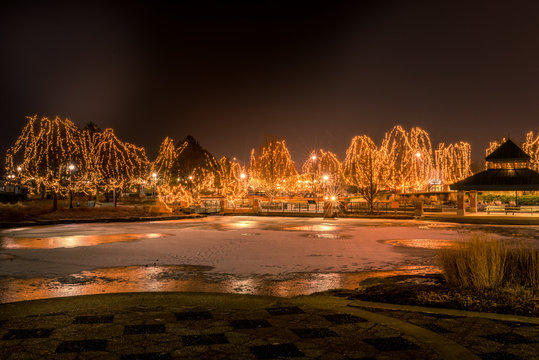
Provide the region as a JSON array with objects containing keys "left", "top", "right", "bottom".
[
  {"left": 352, "top": 236, "right": 539, "bottom": 316},
  {"left": 0, "top": 199, "right": 181, "bottom": 224}
]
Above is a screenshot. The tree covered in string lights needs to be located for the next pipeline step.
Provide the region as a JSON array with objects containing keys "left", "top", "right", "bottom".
[
  {"left": 485, "top": 137, "right": 506, "bottom": 158},
  {"left": 156, "top": 182, "right": 193, "bottom": 209},
  {"left": 381, "top": 125, "right": 412, "bottom": 192},
  {"left": 249, "top": 138, "right": 297, "bottom": 200},
  {"left": 217, "top": 156, "right": 248, "bottom": 204},
  {"left": 5, "top": 115, "right": 89, "bottom": 210},
  {"left": 343, "top": 135, "right": 389, "bottom": 213},
  {"left": 381, "top": 126, "right": 434, "bottom": 192},
  {"left": 435, "top": 142, "right": 472, "bottom": 185},
  {"left": 151, "top": 137, "right": 177, "bottom": 184},
  {"left": 523, "top": 131, "right": 539, "bottom": 172},
  {"left": 90, "top": 128, "right": 149, "bottom": 202},
  {"left": 300, "top": 149, "right": 343, "bottom": 197}
]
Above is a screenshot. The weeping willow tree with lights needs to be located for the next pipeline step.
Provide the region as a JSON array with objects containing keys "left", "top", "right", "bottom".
[
  {"left": 408, "top": 127, "right": 435, "bottom": 190},
  {"left": 217, "top": 156, "right": 248, "bottom": 206},
  {"left": 523, "top": 131, "right": 539, "bottom": 172},
  {"left": 381, "top": 125, "right": 413, "bottom": 192},
  {"left": 381, "top": 126, "right": 434, "bottom": 192},
  {"left": 151, "top": 137, "right": 178, "bottom": 184},
  {"left": 300, "top": 149, "right": 343, "bottom": 198},
  {"left": 249, "top": 138, "right": 297, "bottom": 200},
  {"left": 485, "top": 137, "right": 507, "bottom": 158},
  {"left": 91, "top": 128, "right": 149, "bottom": 204},
  {"left": 5, "top": 115, "right": 89, "bottom": 210},
  {"left": 343, "top": 135, "right": 389, "bottom": 213},
  {"left": 435, "top": 142, "right": 472, "bottom": 185}
]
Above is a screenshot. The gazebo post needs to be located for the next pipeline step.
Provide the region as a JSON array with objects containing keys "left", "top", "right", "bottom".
[
  {"left": 457, "top": 190, "right": 465, "bottom": 216},
  {"left": 469, "top": 190, "right": 477, "bottom": 213}
]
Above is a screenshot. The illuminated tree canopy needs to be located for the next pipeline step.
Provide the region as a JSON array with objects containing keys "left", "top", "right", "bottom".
[
  {"left": 435, "top": 142, "right": 472, "bottom": 184},
  {"left": 6, "top": 116, "right": 88, "bottom": 200},
  {"left": 217, "top": 156, "right": 248, "bottom": 201},
  {"left": 344, "top": 135, "right": 389, "bottom": 213},
  {"left": 151, "top": 137, "right": 177, "bottom": 184},
  {"left": 91, "top": 128, "right": 149, "bottom": 193},
  {"left": 523, "top": 131, "right": 539, "bottom": 172},
  {"left": 249, "top": 138, "right": 297, "bottom": 199},
  {"left": 5, "top": 115, "right": 538, "bottom": 210}
]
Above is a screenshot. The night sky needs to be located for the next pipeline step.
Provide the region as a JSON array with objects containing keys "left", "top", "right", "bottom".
[{"left": 2, "top": 0, "right": 539, "bottom": 166}]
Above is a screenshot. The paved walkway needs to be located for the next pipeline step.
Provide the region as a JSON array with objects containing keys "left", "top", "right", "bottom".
[{"left": 0, "top": 293, "right": 537, "bottom": 359}]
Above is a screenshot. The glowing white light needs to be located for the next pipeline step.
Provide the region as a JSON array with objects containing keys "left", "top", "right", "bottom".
[
  {"left": 240, "top": 173, "right": 246, "bottom": 179},
  {"left": 152, "top": 172, "right": 157, "bottom": 178},
  {"left": 68, "top": 164, "right": 75, "bottom": 171},
  {"left": 311, "top": 155, "right": 317, "bottom": 161},
  {"left": 415, "top": 152, "right": 421, "bottom": 158},
  {"left": 16, "top": 166, "right": 22, "bottom": 172},
  {"left": 331, "top": 196, "right": 336, "bottom": 201},
  {"left": 323, "top": 175, "right": 329, "bottom": 181}
]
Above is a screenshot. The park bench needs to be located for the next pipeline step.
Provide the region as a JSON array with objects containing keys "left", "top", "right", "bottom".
[
  {"left": 486, "top": 205, "right": 505, "bottom": 214},
  {"left": 505, "top": 206, "right": 539, "bottom": 215}
]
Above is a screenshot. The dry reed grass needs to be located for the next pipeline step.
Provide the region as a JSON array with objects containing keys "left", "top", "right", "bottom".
[{"left": 439, "top": 235, "right": 538, "bottom": 291}]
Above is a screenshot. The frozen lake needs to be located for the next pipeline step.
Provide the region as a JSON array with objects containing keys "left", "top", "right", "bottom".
[{"left": 0, "top": 216, "right": 537, "bottom": 303}]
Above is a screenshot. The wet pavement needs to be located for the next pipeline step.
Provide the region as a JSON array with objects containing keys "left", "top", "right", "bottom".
[
  {"left": 1, "top": 292, "right": 538, "bottom": 360},
  {"left": 0, "top": 216, "right": 537, "bottom": 303}
]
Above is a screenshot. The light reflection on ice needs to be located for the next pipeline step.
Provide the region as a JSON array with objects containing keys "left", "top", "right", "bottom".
[
  {"left": 0, "top": 264, "right": 441, "bottom": 304},
  {"left": 0, "top": 233, "right": 167, "bottom": 249},
  {"left": 383, "top": 239, "right": 458, "bottom": 249},
  {"left": 285, "top": 225, "right": 337, "bottom": 231}
]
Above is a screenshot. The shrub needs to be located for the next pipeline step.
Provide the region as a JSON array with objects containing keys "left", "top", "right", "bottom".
[{"left": 439, "top": 235, "right": 538, "bottom": 291}]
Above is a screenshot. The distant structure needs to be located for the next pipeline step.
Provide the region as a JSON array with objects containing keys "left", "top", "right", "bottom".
[{"left": 450, "top": 139, "right": 539, "bottom": 215}]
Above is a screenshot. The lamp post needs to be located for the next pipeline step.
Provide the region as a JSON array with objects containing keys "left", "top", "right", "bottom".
[
  {"left": 415, "top": 152, "right": 421, "bottom": 192},
  {"left": 68, "top": 163, "right": 76, "bottom": 209},
  {"left": 152, "top": 172, "right": 158, "bottom": 197}
]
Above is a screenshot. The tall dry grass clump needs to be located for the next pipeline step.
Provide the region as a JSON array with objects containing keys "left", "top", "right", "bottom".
[{"left": 439, "top": 235, "right": 539, "bottom": 291}]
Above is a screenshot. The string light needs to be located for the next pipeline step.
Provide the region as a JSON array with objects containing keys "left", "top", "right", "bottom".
[
  {"left": 249, "top": 138, "right": 297, "bottom": 199},
  {"left": 217, "top": 156, "right": 248, "bottom": 203},
  {"left": 7, "top": 116, "right": 537, "bottom": 210},
  {"left": 523, "top": 131, "right": 539, "bottom": 172},
  {"left": 5, "top": 115, "right": 89, "bottom": 198},
  {"left": 343, "top": 135, "right": 389, "bottom": 213},
  {"left": 435, "top": 142, "right": 472, "bottom": 184}
]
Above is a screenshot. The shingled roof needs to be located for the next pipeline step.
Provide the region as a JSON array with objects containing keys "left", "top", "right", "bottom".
[
  {"left": 485, "top": 139, "right": 531, "bottom": 162},
  {"left": 450, "top": 168, "right": 539, "bottom": 191}
]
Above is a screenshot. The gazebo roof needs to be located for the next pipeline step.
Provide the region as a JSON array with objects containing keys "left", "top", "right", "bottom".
[
  {"left": 485, "top": 139, "right": 530, "bottom": 162},
  {"left": 450, "top": 168, "right": 539, "bottom": 191}
]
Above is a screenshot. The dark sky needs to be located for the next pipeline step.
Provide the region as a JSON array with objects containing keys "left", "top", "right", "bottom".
[{"left": 2, "top": 0, "right": 539, "bottom": 167}]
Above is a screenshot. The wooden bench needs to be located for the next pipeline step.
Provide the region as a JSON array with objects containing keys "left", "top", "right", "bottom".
[
  {"left": 505, "top": 206, "right": 539, "bottom": 215},
  {"left": 486, "top": 205, "right": 505, "bottom": 214}
]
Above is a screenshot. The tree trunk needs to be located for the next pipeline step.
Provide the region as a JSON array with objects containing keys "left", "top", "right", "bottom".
[
  {"left": 52, "top": 191, "right": 58, "bottom": 211},
  {"left": 69, "top": 189, "right": 73, "bottom": 209}
]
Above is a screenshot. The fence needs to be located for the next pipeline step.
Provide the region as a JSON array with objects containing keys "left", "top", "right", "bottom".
[
  {"left": 344, "top": 202, "right": 415, "bottom": 214},
  {"left": 258, "top": 201, "right": 324, "bottom": 214},
  {"left": 193, "top": 199, "right": 419, "bottom": 215}
]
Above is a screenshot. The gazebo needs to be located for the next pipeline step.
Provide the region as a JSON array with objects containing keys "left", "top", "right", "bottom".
[{"left": 450, "top": 139, "right": 539, "bottom": 215}]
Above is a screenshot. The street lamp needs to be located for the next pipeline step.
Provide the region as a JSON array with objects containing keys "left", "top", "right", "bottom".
[
  {"left": 67, "top": 163, "right": 76, "bottom": 208},
  {"left": 151, "top": 172, "right": 158, "bottom": 197}
]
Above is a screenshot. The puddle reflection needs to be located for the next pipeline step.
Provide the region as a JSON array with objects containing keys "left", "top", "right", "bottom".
[
  {"left": 285, "top": 225, "right": 337, "bottom": 231},
  {"left": 0, "top": 264, "right": 440, "bottom": 304},
  {"left": 383, "top": 238, "right": 458, "bottom": 249},
  {"left": 1, "top": 233, "right": 167, "bottom": 249}
]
